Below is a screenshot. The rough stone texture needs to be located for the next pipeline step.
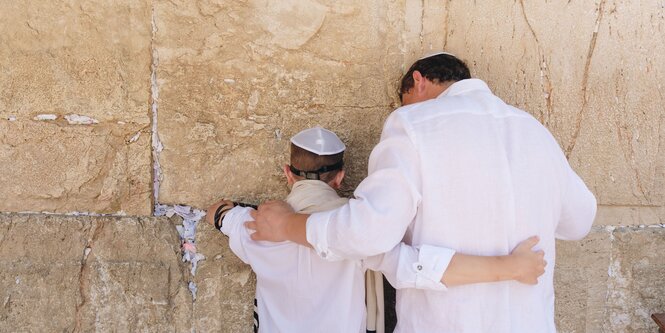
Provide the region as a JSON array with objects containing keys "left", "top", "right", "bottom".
[
  {"left": 0, "top": 122, "right": 152, "bottom": 215},
  {"left": 0, "top": 1, "right": 153, "bottom": 215},
  {"left": 443, "top": 0, "right": 665, "bottom": 222},
  {"left": 192, "top": 222, "right": 256, "bottom": 333},
  {"left": 153, "top": 0, "right": 445, "bottom": 208},
  {"left": 0, "top": 1, "right": 664, "bottom": 332},
  {"left": 554, "top": 225, "right": 665, "bottom": 333},
  {"left": 0, "top": 214, "right": 192, "bottom": 332}
]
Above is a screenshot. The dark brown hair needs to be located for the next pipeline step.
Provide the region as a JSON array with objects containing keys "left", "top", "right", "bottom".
[
  {"left": 399, "top": 53, "right": 471, "bottom": 101},
  {"left": 290, "top": 143, "right": 343, "bottom": 183}
]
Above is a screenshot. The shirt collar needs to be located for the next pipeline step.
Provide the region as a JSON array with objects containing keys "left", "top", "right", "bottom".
[{"left": 437, "top": 79, "right": 491, "bottom": 99}]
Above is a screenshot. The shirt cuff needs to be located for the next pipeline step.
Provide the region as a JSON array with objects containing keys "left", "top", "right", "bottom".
[
  {"left": 306, "top": 211, "right": 343, "bottom": 261},
  {"left": 219, "top": 206, "right": 250, "bottom": 235},
  {"left": 398, "top": 245, "right": 456, "bottom": 291}
]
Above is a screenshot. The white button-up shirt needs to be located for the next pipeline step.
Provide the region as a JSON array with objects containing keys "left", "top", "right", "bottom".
[
  {"left": 221, "top": 180, "right": 456, "bottom": 333},
  {"left": 307, "top": 79, "right": 597, "bottom": 333}
]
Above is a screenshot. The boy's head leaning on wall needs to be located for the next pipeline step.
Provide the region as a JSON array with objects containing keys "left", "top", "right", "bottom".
[{"left": 284, "top": 127, "right": 346, "bottom": 190}]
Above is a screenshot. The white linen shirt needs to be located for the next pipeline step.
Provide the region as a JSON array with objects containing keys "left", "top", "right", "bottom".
[
  {"left": 307, "top": 79, "right": 597, "bottom": 333},
  {"left": 221, "top": 180, "right": 456, "bottom": 333}
]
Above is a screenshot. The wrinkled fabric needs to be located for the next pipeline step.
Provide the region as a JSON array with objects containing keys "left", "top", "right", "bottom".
[{"left": 307, "top": 79, "right": 597, "bottom": 333}]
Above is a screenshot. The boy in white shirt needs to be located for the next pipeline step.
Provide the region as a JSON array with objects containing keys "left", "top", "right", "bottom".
[{"left": 207, "top": 127, "right": 545, "bottom": 333}]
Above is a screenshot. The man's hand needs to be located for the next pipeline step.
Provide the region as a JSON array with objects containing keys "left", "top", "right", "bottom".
[
  {"left": 246, "top": 200, "right": 297, "bottom": 242},
  {"left": 246, "top": 201, "right": 312, "bottom": 246},
  {"left": 508, "top": 236, "right": 547, "bottom": 285},
  {"left": 206, "top": 199, "right": 234, "bottom": 226}
]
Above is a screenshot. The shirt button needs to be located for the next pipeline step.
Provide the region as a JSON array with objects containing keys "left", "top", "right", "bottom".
[
  {"left": 321, "top": 251, "right": 328, "bottom": 258},
  {"left": 413, "top": 263, "right": 423, "bottom": 271},
  {"left": 417, "top": 265, "right": 423, "bottom": 271}
]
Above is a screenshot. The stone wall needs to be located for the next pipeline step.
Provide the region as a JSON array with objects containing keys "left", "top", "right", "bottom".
[{"left": 0, "top": 0, "right": 663, "bottom": 332}]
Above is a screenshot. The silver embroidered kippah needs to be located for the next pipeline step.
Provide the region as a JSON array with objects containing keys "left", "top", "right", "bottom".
[{"left": 290, "top": 127, "right": 346, "bottom": 155}]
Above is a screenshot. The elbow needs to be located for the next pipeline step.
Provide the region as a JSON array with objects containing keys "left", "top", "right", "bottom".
[{"left": 559, "top": 194, "right": 598, "bottom": 241}]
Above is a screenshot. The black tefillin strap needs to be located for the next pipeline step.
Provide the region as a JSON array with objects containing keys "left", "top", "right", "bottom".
[
  {"left": 214, "top": 201, "right": 258, "bottom": 230},
  {"left": 289, "top": 160, "right": 344, "bottom": 180}
]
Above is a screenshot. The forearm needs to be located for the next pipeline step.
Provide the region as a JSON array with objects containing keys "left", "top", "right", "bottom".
[
  {"left": 286, "top": 213, "right": 313, "bottom": 248},
  {"left": 441, "top": 253, "right": 514, "bottom": 287}
]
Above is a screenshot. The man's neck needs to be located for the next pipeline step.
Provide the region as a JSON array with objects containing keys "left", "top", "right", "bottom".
[{"left": 427, "top": 80, "right": 455, "bottom": 99}]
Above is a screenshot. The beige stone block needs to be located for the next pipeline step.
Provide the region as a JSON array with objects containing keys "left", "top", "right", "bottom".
[
  {"left": 193, "top": 222, "right": 256, "bottom": 333},
  {"left": 0, "top": 214, "right": 192, "bottom": 332},
  {"left": 555, "top": 230, "right": 612, "bottom": 333},
  {"left": 0, "top": 0, "right": 153, "bottom": 215},
  {"left": 153, "top": 0, "right": 429, "bottom": 207},
  {"left": 0, "top": 262, "right": 81, "bottom": 332},
  {"left": 603, "top": 227, "right": 665, "bottom": 333},
  {"left": 79, "top": 262, "right": 185, "bottom": 332},
  {"left": 555, "top": 226, "right": 665, "bottom": 333},
  {"left": 444, "top": 0, "right": 665, "bottom": 208},
  {"left": 595, "top": 205, "right": 665, "bottom": 226},
  {"left": 0, "top": 121, "right": 152, "bottom": 215},
  {"left": 0, "top": 0, "right": 152, "bottom": 124},
  {"left": 0, "top": 214, "right": 88, "bottom": 262}
]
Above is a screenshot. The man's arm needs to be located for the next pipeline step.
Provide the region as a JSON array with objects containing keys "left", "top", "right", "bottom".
[
  {"left": 442, "top": 236, "right": 545, "bottom": 286},
  {"left": 249, "top": 112, "right": 421, "bottom": 260},
  {"left": 364, "top": 236, "right": 546, "bottom": 290}
]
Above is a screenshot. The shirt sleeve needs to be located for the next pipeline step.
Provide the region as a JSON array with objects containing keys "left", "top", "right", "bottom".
[
  {"left": 363, "top": 243, "right": 456, "bottom": 291},
  {"left": 555, "top": 165, "right": 597, "bottom": 240},
  {"left": 306, "top": 112, "right": 422, "bottom": 260},
  {"left": 219, "top": 206, "right": 255, "bottom": 264}
]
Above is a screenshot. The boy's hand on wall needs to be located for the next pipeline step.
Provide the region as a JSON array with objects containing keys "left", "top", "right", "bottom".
[{"left": 206, "top": 199, "right": 234, "bottom": 226}]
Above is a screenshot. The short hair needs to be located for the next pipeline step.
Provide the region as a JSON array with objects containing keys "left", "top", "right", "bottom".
[
  {"left": 399, "top": 54, "right": 471, "bottom": 100},
  {"left": 290, "top": 143, "right": 343, "bottom": 183}
]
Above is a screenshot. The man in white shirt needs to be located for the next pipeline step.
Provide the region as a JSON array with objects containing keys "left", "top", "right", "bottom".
[
  {"left": 209, "top": 126, "right": 547, "bottom": 333},
  {"left": 247, "top": 53, "right": 597, "bottom": 332}
]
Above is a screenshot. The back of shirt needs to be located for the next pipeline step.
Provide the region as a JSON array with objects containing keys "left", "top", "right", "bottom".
[
  {"left": 221, "top": 180, "right": 366, "bottom": 333},
  {"left": 392, "top": 80, "right": 596, "bottom": 332}
]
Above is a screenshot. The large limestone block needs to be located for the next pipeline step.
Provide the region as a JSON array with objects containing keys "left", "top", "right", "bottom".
[
  {"left": 444, "top": 0, "right": 665, "bottom": 209},
  {"left": 0, "top": 1, "right": 153, "bottom": 215},
  {"left": 193, "top": 222, "right": 256, "bottom": 332},
  {"left": 604, "top": 227, "right": 665, "bottom": 333},
  {"left": 555, "top": 226, "right": 665, "bottom": 332},
  {"left": 153, "top": 0, "right": 440, "bottom": 207},
  {"left": 0, "top": 122, "right": 152, "bottom": 215},
  {"left": 555, "top": 230, "right": 612, "bottom": 332},
  {"left": 0, "top": 0, "right": 151, "bottom": 123},
  {"left": 0, "top": 214, "right": 192, "bottom": 332}
]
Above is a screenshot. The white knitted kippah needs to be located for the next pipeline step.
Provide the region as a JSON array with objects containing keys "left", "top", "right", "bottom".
[{"left": 290, "top": 127, "right": 346, "bottom": 155}]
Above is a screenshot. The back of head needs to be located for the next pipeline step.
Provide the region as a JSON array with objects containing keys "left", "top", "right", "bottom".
[
  {"left": 399, "top": 52, "right": 472, "bottom": 100},
  {"left": 289, "top": 127, "right": 345, "bottom": 184},
  {"left": 290, "top": 144, "right": 343, "bottom": 183}
]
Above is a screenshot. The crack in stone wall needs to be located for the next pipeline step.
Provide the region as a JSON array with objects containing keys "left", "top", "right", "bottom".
[
  {"left": 74, "top": 221, "right": 106, "bottom": 333},
  {"left": 150, "top": 3, "right": 163, "bottom": 211},
  {"left": 1, "top": 1, "right": 664, "bottom": 332},
  {"left": 518, "top": 0, "right": 554, "bottom": 127},
  {"left": 565, "top": 0, "right": 607, "bottom": 158}
]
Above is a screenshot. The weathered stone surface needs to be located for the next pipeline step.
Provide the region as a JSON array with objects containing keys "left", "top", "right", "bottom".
[
  {"left": 0, "top": 0, "right": 152, "bottom": 123},
  {"left": 153, "top": 0, "right": 444, "bottom": 208},
  {"left": 443, "top": 0, "right": 665, "bottom": 212},
  {"left": 554, "top": 226, "right": 665, "bottom": 333},
  {"left": 0, "top": 121, "right": 152, "bottom": 215},
  {"left": 0, "top": 0, "right": 153, "bottom": 215},
  {"left": 193, "top": 222, "right": 256, "bottom": 333},
  {"left": 555, "top": 230, "right": 612, "bottom": 332},
  {"left": 604, "top": 227, "right": 665, "bottom": 332},
  {"left": 0, "top": 214, "right": 192, "bottom": 332}
]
